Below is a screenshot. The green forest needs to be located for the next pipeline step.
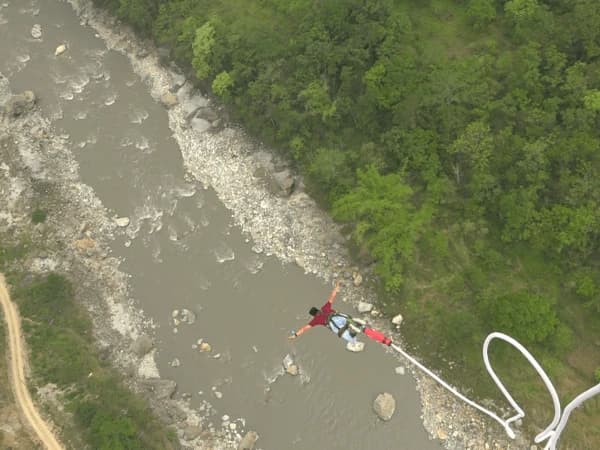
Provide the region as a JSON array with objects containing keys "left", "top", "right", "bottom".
[{"left": 93, "top": 0, "right": 600, "bottom": 446}]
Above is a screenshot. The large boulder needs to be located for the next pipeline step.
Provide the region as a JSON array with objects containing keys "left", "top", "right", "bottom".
[
  {"left": 183, "top": 94, "right": 209, "bottom": 119},
  {"left": 353, "top": 271, "right": 364, "bottom": 287},
  {"left": 391, "top": 313, "right": 403, "bottom": 326},
  {"left": 238, "top": 431, "right": 259, "bottom": 450},
  {"left": 142, "top": 379, "right": 177, "bottom": 400},
  {"left": 179, "top": 308, "right": 196, "bottom": 325},
  {"left": 346, "top": 341, "right": 365, "bottom": 352},
  {"left": 169, "top": 73, "right": 186, "bottom": 93},
  {"left": 160, "top": 92, "right": 178, "bottom": 108},
  {"left": 131, "top": 334, "right": 154, "bottom": 357},
  {"left": 373, "top": 392, "right": 396, "bottom": 421},
  {"left": 183, "top": 425, "right": 202, "bottom": 440},
  {"left": 31, "top": 24, "right": 42, "bottom": 39},
  {"left": 190, "top": 117, "right": 211, "bottom": 133},
  {"left": 283, "top": 354, "right": 299, "bottom": 376},
  {"left": 157, "top": 47, "right": 171, "bottom": 64},
  {"left": 4, "top": 91, "right": 36, "bottom": 117},
  {"left": 357, "top": 301, "right": 373, "bottom": 313},
  {"left": 195, "top": 106, "right": 219, "bottom": 122},
  {"left": 115, "top": 216, "right": 130, "bottom": 227},
  {"left": 271, "top": 170, "right": 296, "bottom": 196},
  {"left": 54, "top": 44, "right": 67, "bottom": 56}
]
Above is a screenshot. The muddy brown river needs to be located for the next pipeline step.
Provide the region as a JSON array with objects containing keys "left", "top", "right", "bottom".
[{"left": 0, "top": 1, "right": 444, "bottom": 449}]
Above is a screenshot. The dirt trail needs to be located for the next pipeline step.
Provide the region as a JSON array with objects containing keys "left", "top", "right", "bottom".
[{"left": 0, "top": 273, "right": 64, "bottom": 450}]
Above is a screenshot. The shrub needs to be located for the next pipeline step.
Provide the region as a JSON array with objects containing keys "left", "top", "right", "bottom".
[
  {"left": 481, "top": 291, "right": 560, "bottom": 346},
  {"left": 31, "top": 209, "right": 47, "bottom": 224},
  {"left": 466, "top": 0, "right": 497, "bottom": 30}
]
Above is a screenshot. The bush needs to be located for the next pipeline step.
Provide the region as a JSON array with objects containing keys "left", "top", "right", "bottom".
[
  {"left": 17, "top": 273, "right": 84, "bottom": 331},
  {"left": 480, "top": 291, "right": 560, "bottom": 346},
  {"left": 307, "top": 148, "right": 353, "bottom": 200},
  {"left": 333, "top": 166, "right": 435, "bottom": 292},
  {"left": 466, "top": 0, "right": 497, "bottom": 29},
  {"left": 595, "top": 367, "right": 600, "bottom": 383},
  {"left": 31, "top": 209, "right": 47, "bottom": 224},
  {"left": 212, "top": 71, "right": 234, "bottom": 99}
]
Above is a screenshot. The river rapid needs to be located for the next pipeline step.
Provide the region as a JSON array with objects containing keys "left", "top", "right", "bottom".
[{"left": 0, "top": 1, "right": 523, "bottom": 449}]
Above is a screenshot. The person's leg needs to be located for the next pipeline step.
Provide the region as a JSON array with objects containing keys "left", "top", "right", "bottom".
[
  {"left": 341, "top": 329, "right": 358, "bottom": 344},
  {"left": 364, "top": 327, "right": 392, "bottom": 345}
]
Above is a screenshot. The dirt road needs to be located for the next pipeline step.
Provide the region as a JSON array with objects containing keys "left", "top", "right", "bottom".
[{"left": 0, "top": 273, "right": 64, "bottom": 450}]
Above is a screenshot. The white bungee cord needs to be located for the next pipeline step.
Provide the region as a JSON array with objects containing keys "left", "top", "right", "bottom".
[{"left": 390, "top": 332, "right": 600, "bottom": 450}]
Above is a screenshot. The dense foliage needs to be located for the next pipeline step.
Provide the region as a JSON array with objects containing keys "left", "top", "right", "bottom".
[{"left": 94, "top": 0, "right": 600, "bottom": 446}]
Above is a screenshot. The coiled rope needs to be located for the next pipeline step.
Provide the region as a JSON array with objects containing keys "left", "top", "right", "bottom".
[{"left": 390, "top": 332, "right": 600, "bottom": 450}]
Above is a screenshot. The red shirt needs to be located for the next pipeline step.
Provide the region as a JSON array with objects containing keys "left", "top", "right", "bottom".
[{"left": 309, "top": 301, "right": 334, "bottom": 327}]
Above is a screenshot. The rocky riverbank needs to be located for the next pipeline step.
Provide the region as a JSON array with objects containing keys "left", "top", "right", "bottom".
[{"left": 0, "top": 72, "right": 238, "bottom": 449}]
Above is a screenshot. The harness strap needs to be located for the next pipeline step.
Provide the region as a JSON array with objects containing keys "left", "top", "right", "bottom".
[
  {"left": 328, "top": 312, "right": 362, "bottom": 338},
  {"left": 337, "top": 322, "right": 350, "bottom": 337}
]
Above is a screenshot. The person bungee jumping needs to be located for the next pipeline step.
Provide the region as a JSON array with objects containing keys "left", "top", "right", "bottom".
[{"left": 288, "top": 280, "right": 392, "bottom": 347}]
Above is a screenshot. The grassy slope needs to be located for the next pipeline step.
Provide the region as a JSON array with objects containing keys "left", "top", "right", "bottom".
[{"left": 0, "top": 234, "right": 176, "bottom": 450}]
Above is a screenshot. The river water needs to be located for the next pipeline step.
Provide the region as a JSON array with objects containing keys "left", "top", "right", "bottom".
[{"left": 0, "top": 1, "right": 444, "bottom": 449}]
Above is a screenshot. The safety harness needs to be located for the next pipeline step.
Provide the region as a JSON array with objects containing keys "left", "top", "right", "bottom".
[{"left": 327, "top": 312, "right": 366, "bottom": 338}]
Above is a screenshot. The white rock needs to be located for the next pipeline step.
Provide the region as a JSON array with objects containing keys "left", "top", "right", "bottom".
[
  {"left": 172, "top": 309, "right": 179, "bottom": 318},
  {"left": 191, "top": 117, "right": 211, "bottom": 133},
  {"left": 183, "top": 425, "right": 202, "bottom": 440},
  {"left": 391, "top": 313, "right": 403, "bottom": 326},
  {"left": 54, "top": 44, "right": 67, "bottom": 56},
  {"left": 180, "top": 308, "right": 196, "bottom": 324},
  {"left": 285, "top": 364, "right": 299, "bottom": 376},
  {"left": 222, "top": 415, "right": 230, "bottom": 421},
  {"left": 160, "top": 92, "right": 178, "bottom": 108},
  {"left": 115, "top": 216, "right": 130, "bottom": 227},
  {"left": 346, "top": 341, "right": 365, "bottom": 352},
  {"left": 31, "top": 24, "right": 42, "bottom": 39},
  {"left": 353, "top": 272, "right": 363, "bottom": 286},
  {"left": 238, "top": 431, "right": 259, "bottom": 450},
  {"left": 170, "top": 358, "right": 180, "bottom": 368},
  {"left": 394, "top": 366, "right": 405, "bottom": 375},
  {"left": 282, "top": 354, "right": 295, "bottom": 369},
  {"left": 229, "top": 423, "right": 237, "bottom": 431},
  {"left": 357, "top": 301, "right": 373, "bottom": 313},
  {"left": 214, "top": 391, "right": 223, "bottom": 399},
  {"left": 199, "top": 342, "right": 212, "bottom": 352}
]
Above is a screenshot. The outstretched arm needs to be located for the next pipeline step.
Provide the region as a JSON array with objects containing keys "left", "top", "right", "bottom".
[
  {"left": 326, "top": 280, "right": 342, "bottom": 305},
  {"left": 289, "top": 324, "right": 312, "bottom": 340}
]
